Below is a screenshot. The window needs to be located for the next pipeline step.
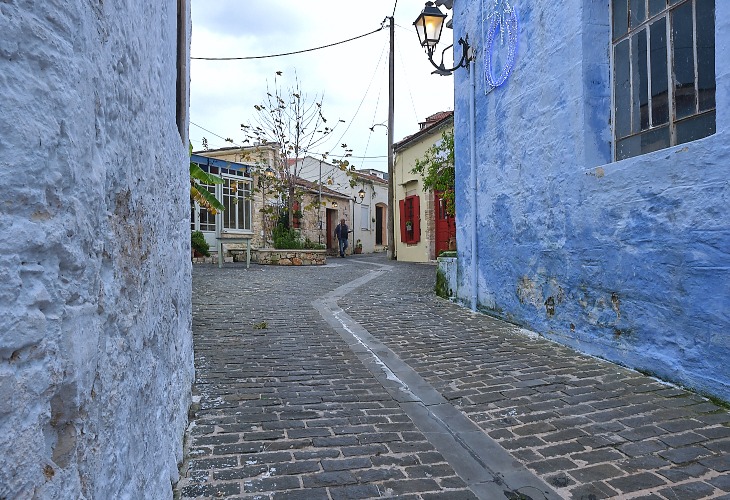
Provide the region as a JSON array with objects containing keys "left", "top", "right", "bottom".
[
  {"left": 191, "top": 182, "right": 217, "bottom": 232},
  {"left": 399, "top": 195, "right": 420, "bottom": 244},
  {"left": 222, "top": 176, "right": 252, "bottom": 231},
  {"left": 191, "top": 161, "right": 252, "bottom": 233},
  {"left": 612, "top": 0, "right": 715, "bottom": 160},
  {"left": 292, "top": 200, "right": 301, "bottom": 229},
  {"left": 360, "top": 205, "right": 369, "bottom": 230}
]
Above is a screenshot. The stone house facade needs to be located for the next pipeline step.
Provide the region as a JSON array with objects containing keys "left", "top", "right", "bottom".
[{"left": 394, "top": 112, "right": 455, "bottom": 262}]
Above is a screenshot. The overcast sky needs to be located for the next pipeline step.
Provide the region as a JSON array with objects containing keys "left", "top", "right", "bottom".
[{"left": 189, "top": 0, "right": 455, "bottom": 173}]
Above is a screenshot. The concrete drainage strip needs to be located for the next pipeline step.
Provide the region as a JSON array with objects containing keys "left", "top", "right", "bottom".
[{"left": 313, "top": 262, "right": 561, "bottom": 500}]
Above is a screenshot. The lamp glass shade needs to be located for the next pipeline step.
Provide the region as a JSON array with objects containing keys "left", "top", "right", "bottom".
[
  {"left": 358, "top": 189, "right": 366, "bottom": 200},
  {"left": 264, "top": 166, "right": 275, "bottom": 177},
  {"left": 413, "top": 2, "right": 446, "bottom": 52},
  {"left": 332, "top": 201, "right": 338, "bottom": 208}
]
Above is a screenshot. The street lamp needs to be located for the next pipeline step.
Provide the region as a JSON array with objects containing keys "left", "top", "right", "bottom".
[
  {"left": 369, "top": 122, "right": 388, "bottom": 133},
  {"left": 413, "top": 1, "right": 470, "bottom": 76},
  {"left": 414, "top": 1, "right": 482, "bottom": 311}
]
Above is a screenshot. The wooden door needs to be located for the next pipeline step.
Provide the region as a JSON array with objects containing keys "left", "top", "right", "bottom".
[
  {"left": 375, "top": 206, "right": 383, "bottom": 245},
  {"left": 326, "top": 208, "right": 337, "bottom": 250},
  {"left": 434, "top": 192, "right": 456, "bottom": 256}
]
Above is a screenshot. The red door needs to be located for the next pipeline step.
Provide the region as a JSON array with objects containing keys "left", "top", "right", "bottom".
[{"left": 434, "top": 192, "right": 456, "bottom": 256}]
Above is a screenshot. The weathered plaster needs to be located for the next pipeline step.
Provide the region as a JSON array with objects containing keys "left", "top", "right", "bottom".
[
  {"left": 0, "top": 1, "right": 193, "bottom": 497},
  {"left": 453, "top": 0, "right": 729, "bottom": 400}
]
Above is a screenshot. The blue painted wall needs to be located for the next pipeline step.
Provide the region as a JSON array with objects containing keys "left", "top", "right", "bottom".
[{"left": 452, "top": 0, "right": 730, "bottom": 400}]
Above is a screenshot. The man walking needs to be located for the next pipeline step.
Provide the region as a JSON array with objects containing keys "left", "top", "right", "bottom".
[{"left": 334, "top": 218, "right": 350, "bottom": 257}]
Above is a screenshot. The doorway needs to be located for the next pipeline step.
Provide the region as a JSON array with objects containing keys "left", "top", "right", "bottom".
[
  {"left": 434, "top": 192, "right": 456, "bottom": 256},
  {"left": 326, "top": 208, "right": 338, "bottom": 251},
  {"left": 375, "top": 205, "right": 384, "bottom": 245}
]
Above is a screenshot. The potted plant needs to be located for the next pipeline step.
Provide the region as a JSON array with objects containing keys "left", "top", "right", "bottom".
[
  {"left": 191, "top": 230, "right": 210, "bottom": 259},
  {"left": 405, "top": 220, "right": 413, "bottom": 231},
  {"left": 354, "top": 239, "right": 363, "bottom": 254}
]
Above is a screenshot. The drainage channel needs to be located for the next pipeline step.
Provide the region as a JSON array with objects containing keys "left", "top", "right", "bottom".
[{"left": 313, "top": 265, "right": 561, "bottom": 500}]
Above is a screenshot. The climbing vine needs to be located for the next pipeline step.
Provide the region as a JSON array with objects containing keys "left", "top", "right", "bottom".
[{"left": 411, "top": 129, "right": 455, "bottom": 216}]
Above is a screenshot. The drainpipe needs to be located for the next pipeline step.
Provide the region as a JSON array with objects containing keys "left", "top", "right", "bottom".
[{"left": 469, "top": 56, "right": 478, "bottom": 312}]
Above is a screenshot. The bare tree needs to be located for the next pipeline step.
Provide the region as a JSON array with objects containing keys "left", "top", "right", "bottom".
[{"left": 241, "top": 72, "right": 351, "bottom": 229}]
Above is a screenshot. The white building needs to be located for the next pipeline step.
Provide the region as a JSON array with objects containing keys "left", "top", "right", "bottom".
[{"left": 296, "top": 157, "right": 389, "bottom": 253}]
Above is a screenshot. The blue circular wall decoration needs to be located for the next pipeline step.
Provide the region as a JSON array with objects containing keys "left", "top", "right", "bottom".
[{"left": 483, "top": 0, "right": 518, "bottom": 88}]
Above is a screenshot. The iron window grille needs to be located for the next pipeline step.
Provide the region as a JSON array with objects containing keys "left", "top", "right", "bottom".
[{"left": 612, "top": 0, "right": 715, "bottom": 160}]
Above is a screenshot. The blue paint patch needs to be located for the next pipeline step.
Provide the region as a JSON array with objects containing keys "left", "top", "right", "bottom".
[{"left": 454, "top": 0, "right": 730, "bottom": 400}]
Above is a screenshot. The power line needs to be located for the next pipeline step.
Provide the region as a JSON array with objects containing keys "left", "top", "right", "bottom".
[
  {"left": 190, "top": 121, "right": 386, "bottom": 159},
  {"left": 190, "top": 121, "right": 243, "bottom": 148},
  {"left": 327, "top": 36, "right": 389, "bottom": 159},
  {"left": 191, "top": 25, "right": 385, "bottom": 61}
]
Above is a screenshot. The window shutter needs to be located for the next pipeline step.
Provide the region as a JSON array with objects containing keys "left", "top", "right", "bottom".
[
  {"left": 412, "top": 195, "right": 421, "bottom": 243},
  {"left": 292, "top": 200, "right": 301, "bottom": 228},
  {"left": 399, "top": 199, "right": 406, "bottom": 242}
]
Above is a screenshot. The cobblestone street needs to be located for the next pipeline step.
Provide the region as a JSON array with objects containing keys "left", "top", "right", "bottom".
[{"left": 175, "top": 254, "right": 729, "bottom": 499}]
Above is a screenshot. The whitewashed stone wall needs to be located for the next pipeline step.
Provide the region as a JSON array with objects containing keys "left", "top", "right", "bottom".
[{"left": 0, "top": 1, "right": 194, "bottom": 498}]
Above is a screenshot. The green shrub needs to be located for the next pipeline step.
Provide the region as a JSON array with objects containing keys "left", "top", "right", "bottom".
[
  {"left": 191, "top": 230, "right": 210, "bottom": 256},
  {"left": 303, "top": 237, "right": 326, "bottom": 250},
  {"left": 277, "top": 211, "right": 290, "bottom": 229},
  {"left": 434, "top": 268, "right": 450, "bottom": 298},
  {"left": 272, "top": 225, "right": 326, "bottom": 250},
  {"left": 273, "top": 225, "right": 303, "bottom": 249}
]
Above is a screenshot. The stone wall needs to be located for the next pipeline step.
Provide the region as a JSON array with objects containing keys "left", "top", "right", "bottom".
[
  {"left": 453, "top": 1, "right": 729, "bottom": 400},
  {"left": 252, "top": 249, "right": 327, "bottom": 266},
  {"left": 0, "top": 1, "right": 194, "bottom": 498}
]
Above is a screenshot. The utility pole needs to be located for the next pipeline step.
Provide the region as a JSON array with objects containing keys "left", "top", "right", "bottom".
[
  {"left": 387, "top": 16, "right": 396, "bottom": 260},
  {"left": 318, "top": 159, "right": 322, "bottom": 245}
]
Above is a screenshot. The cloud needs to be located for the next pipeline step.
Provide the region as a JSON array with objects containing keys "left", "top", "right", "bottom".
[
  {"left": 192, "top": 1, "right": 304, "bottom": 41},
  {"left": 190, "top": 0, "right": 456, "bottom": 167}
]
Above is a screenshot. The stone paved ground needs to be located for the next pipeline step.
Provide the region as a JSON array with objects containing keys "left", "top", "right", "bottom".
[{"left": 175, "top": 254, "right": 729, "bottom": 499}]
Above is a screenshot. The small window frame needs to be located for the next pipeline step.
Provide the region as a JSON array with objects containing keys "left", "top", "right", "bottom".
[{"left": 611, "top": 0, "right": 716, "bottom": 161}]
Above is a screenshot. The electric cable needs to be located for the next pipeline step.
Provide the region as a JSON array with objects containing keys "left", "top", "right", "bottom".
[
  {"left": 190, "top": 121, "right": 243, "bottom": 148},
  {"left": 361, "top": 85, "right": 384, "bottom": 161},
  {"left": 394, "top": 28, "right": 422, "bottom": 127},
  {"left": 326, "top": 33, "right": 390, "bottom": 167},
  {"left": 191, "top": 25, "right": 384, "bottom": 61},
  {"left": 191, "top": 119, "right": 387, "bottom": 160}
]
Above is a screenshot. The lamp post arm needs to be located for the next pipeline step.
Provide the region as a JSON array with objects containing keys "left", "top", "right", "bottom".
[{"left": 425, "top": 36, "right": 470, "bottom": 75}]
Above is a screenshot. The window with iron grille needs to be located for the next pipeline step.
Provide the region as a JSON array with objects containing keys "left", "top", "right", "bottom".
[{"left": 612, "top": 0, "right": 715, "bottom": 160}]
